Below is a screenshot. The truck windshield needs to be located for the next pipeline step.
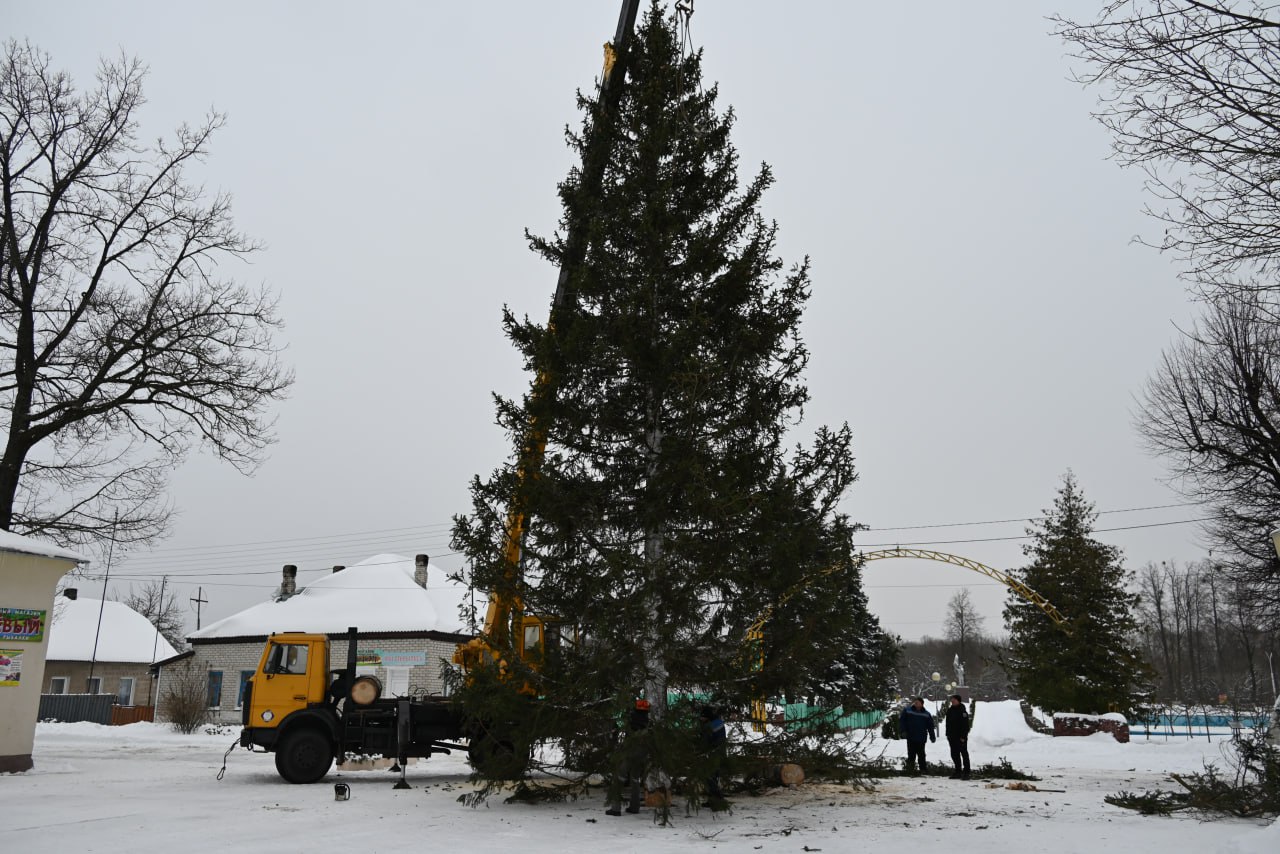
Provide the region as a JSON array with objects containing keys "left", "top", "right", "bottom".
[{"left": 267, "top": 643, "right": 309, "bottom": 675}]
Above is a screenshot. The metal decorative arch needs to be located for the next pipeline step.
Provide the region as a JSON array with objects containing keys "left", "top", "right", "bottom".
[
  {"left": 861, "top": 547, "right": 1069, "bottom": 630},
  {"left": 741, "top": 548, "right": 1070, "bottom": 731}
]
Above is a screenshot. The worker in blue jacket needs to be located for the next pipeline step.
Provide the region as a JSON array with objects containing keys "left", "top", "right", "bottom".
[
  {"left": 700, "top": 705, "right": 728, "bottom": 808},
  {"left": 899, "top": 697, "right": 937, "bottom": 774}
]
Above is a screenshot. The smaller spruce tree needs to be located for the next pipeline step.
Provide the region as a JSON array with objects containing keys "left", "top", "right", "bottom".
[{"left": 1001, "top": 472, "right": 1153, "bottom": 716}]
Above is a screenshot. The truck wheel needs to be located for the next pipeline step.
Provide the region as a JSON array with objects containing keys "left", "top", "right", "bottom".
[
  {"left": 467, "top": 734, "right": 528, "bottom": 779},
  {"left": 275, "top": 728, "right": 333, "bottom": 784}
]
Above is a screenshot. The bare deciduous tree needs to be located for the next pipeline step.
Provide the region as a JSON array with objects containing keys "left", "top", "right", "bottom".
[
  {"left": 125, "top": 579, "right": 186, "bottom": 652},
  {"left": 160, "top": 659, "right": 208, "bottom": 734},
  {"left": 1134, "top": 558, "right": 1278, "bottom": 705},
  {"left": 1137, "top": 293, "right": 1280, "bottom": 609},
  {"left": 1055, "top": 2, "right": 1280, "bottom": 293},
  {"left": 1138, "top": 561, "right": 1179, "bottom": 692},
  {"left": 0, "top": 41, "right": 292, "bottom": 550},
  {"left": 944, "top": 588, "right": 985, "bottom": 666}
]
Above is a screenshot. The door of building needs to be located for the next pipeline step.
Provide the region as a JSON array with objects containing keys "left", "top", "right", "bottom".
[{"left": 386, "top": 667, "right": 409, "bottom": 698}]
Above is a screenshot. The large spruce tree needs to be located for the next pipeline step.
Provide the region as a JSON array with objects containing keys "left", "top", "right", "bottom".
[
  {"left": 452, "top": 4, "right": 893, "bottom": 795},
  {"left": 1002, "top": 472, "right": 1152, "bottom": 717}
]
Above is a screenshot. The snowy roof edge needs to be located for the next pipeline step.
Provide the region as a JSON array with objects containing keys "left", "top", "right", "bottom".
[
  {"left": 188, "top": 628, "right": 475, "bottom": 645},
  {"left": 0, "top": 529, "right": 87, "bottom": 563}
]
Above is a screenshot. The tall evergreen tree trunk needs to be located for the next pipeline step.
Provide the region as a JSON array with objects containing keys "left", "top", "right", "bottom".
[{"left": 642, "top": 394, "right": 667, "bottom": 720}]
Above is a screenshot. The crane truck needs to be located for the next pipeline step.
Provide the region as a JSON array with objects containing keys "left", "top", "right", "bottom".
[{"left": 238, "top": 627, "right": 481, "bottom": 784}]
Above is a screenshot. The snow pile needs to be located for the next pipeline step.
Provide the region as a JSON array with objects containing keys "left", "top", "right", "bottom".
[
  {"left": 189, "top": 553, "right": 476, "bottom": 640},
  {"left": 1222, "top": 819, "right": 1280, "bottom": 854},
  {"left": 970, "top": 699, "right": 1045, "bottom": 748},
  {"left": 33, "top": 720, "right": 217, "bottom": 745},
  {"left": 1053, "top": 711, "right": 1128, "bottom": 723},
  {"left": 46, "top": 597, "right": 177, "bottom": 663}
]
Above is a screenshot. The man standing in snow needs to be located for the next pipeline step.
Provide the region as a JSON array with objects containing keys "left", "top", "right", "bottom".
[
  {"left": 899, "top": 697, "right": 936, "bottom": 774},
  {"left": 944, "top": 694, "right": 971, "bottom": 780},
  {"left": 605, "top": 699, "right": 650, "bottom": 816},
  {"left": 700, "top": 705, "right": 729, "bottom": 808}
]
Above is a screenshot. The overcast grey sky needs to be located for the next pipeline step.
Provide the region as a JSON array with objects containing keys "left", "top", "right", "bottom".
[{"left": 7, "top": 1, "right": 1206, "bottom": 642}]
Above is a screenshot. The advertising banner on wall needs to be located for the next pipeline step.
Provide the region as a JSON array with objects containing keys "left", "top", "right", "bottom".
[
  {"left": 0, "top": 609, "right": 45, "bottom": 643},
  {"left": 376, "top": 650, "right": 427, "bottom": 668},
  {"left": 0, "top": 650, "right": 22, "bottom": 686}
]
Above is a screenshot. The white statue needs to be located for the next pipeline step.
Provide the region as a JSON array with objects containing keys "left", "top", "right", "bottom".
[{"left": 953, "top": 653, "right": 965, "bottom": 688}]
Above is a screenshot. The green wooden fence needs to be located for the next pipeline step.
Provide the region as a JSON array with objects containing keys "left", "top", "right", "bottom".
[{"left": 783, "top": 703, "right": 882, "bottom": 732}]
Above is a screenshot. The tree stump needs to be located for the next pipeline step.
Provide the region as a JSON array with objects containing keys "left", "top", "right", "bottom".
[{"left": 766, "top": 763, "right": 805, "bottom": 787}]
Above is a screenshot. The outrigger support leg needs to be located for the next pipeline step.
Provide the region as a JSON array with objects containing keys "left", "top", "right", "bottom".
[{"left": 393, "top": 698, "right": 412, "bottom": 789}]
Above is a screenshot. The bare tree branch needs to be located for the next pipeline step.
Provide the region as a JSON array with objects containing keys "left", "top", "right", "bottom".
[
  {"left": 1055, "top": 2, "right": 1280, "bottom": 293},
  {"left": 124, "top": 578, "right": 186, "bottom": 651},
  {"left": 0, "top": 41, "right": 293, "bottom": 550},
  {"left": 1136, "top": 291, "right": 1280, "bottom": 610}
]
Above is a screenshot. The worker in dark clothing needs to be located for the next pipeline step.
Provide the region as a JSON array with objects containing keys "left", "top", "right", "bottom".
[
  {"left": 606, "top": 699, "right": 651, "bottom": 816},
  {"left": 700, "top": 705, "right": 728, "bottom": 808},
  {"left": 898, "top": 697, "right": 936, "bottom": 774},
  {"left": 944, "top": 694, "right": 971, "bottom": 780}
]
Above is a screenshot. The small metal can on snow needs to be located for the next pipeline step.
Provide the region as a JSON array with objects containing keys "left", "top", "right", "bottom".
[{"left": 334, "top": 783, "right": 350, "bottom": 801}]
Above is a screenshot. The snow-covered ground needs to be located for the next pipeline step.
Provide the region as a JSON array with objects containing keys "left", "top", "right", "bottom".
[{"left": 3, "top": 701, "right": 1275, "bottom": 853}]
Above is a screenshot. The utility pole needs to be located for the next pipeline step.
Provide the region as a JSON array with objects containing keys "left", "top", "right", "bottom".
[
  {"left": 149, "top": 576, "right": 168, "bottom": 665},
  {"left": 88, "top": 510, "right": 120, "bottom": 693},
  {"left": 190, "top": 587, "right": 208, "bottom": 630}
]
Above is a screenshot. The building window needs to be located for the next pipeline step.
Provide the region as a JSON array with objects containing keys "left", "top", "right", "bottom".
[
  {"left": 116, "top": 677, "right": 135, "bottom": 706},
  {"left": 207, "top": 671, "right": 223, "bottom": 709},
  {"left": 49, "top": 677, "right": 67, "bottom": 694},
  {"left": 86, "top": 676, "right": 102, "bottom": 694},
  {"left": 236, "top": 670, "right": 254, "bottom": 708}
]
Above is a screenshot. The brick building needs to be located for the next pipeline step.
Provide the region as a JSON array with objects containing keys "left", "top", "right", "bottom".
[
  {"left": 156, "top": 554, "right": 475, "bottom": 725},
  {"left": 43, "top": 590, "right": 178, "bottom": 708}
]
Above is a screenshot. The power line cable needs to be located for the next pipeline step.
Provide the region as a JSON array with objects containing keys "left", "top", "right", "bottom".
[
  {"left": 86, "top": 552, "right": 465, "bottom": 582},
  {"left": 857, "top": 515, "right": 1213, "bottom": 547},
  {"left": 111, "top": 499, "right": 1203, "bottom": 564},
  {"left": 865, "top": 501, "right": 1204, "bottom": 532},
  {"left": 116, "top": 524, "right": 455, "bottom": 561},
  {"left": 865, "top": 582, "right": 1002, "bottom": 589},
  {"left": 94, "top": 500, "right": 1210, "bottom": 581},
  {"left": 114, "top": 529, "right": 456, "bottom": 563}
]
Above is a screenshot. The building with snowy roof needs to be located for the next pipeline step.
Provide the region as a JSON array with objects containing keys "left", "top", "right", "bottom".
[
  {"left": 156, "top": 554, "right": 476, "bottom": 725},
  {"left": 42, "top": 589, "right": 179, "bottom": 710}
]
